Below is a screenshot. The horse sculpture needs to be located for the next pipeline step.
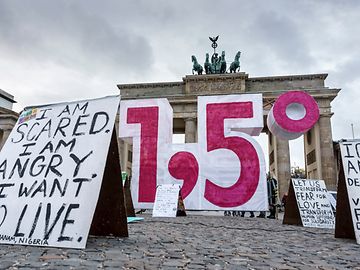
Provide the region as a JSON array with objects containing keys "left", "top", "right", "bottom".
[
  {"left": 230, "top": 51, "right": 241, "bottom": 73},
  {"left": 192, "top": 50, "right": 240, "bottom": 75},
  {"left": 192, "top": 55, "right": 203, "bottom": 75},
  {"left": 204, "top": 53, "right": 214, "bottom": 74},
  {"left": 220, "top": 51, "right": 226, "bottom": 74},
  {"left": 209, "top": 51, "right": 226, "bottom": 74}
]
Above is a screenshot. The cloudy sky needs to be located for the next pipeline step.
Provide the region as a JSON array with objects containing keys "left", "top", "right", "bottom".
[{"left": 1, "top": 0, "right": 359, "bottom": 167}]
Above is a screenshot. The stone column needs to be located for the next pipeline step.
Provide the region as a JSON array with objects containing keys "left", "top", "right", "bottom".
[
  {"left": 272, "top": 136, "right": 291, "bottom": 199},
  {"left": 0, "top": 129, "right": 12, "bottom": 150},
  {"left": 0, "top": 114, "right": 18, "bottom": 150},
  {"left": 118, "top": 139, "right": 126, "bottom": 172},
  {"left": 318, "top": 114, "right": 337, "bottom": 190},
  {"left": 304, "top": 123, "right": 322, "bottom": 180},
  {"left": 115, "top": 115, "right": 132, "bottom": 175},
  {"left": 184, "top": 117, "right": 197, "bottom": 143}
]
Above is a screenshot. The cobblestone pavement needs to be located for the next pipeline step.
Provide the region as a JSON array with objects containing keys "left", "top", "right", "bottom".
[{"left": 0, "top": 213, "right": 359, "bottom": 269}]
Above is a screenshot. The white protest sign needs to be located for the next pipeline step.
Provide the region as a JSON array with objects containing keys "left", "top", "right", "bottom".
[
  {"left": 292, "top": 179, "right": 335, "bottom": 229},
  {"left": 152, "top": 184, "right": 181, "bottom": 217},
  {"left": 339, "top": 140, "right": 360, "bottom": 244},
  {"left": 0, "top": 95, "right": 119, "bottom": 248}
]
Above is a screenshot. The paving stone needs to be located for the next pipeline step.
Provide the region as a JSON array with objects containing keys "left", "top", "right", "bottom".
[
  {"left": 59, "top": 258, "right": 83, "bottom": 267},
  {"left": 18, "top": 262, "right": 49, "bottom": 268},
  {"left": 144, "top": 265, "right": 161, "bottom": 270},
  {"left": 124, "top": 260, "right": 145, "bottom": 269},
  {"left": 162, "top": 259, "right": 187, "bottom": 267},
  {"left": 0, "top": 261, "right": 15, "bottom": 268},
  {"left": 103, "top": 260, "right": 124, "bottom": 268},
  {"left": 39, "top": 254, "right": 67, "bottom": 261},
  {"left": 165, "top": 253, "right": 183, "bottom": 259}
]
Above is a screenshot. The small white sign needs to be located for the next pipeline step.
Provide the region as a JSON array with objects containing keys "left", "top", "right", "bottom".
[
  {"left": 340, "top": 140, "right": 360, "bottom": 244},
  {"left": 0, "top": 96, "right": 119, "bottom": 248},
  {"left": 152, "top": 184, "right": 180, "bottom": 217},
  {"left": 292, "top": 179, "right": 335, "bottom": 229}
]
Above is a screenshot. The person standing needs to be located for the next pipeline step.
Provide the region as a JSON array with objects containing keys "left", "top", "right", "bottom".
[{"left": 267, "top": 175, "right": 279, "bottom": 219}]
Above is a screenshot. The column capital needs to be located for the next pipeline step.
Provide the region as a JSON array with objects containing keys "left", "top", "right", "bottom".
[
  {"left": 185, "top": 117, "right": 197, "bottom": 143},
  {"left": 184, "top": 117, "right": 196, "bottom": 122},
  {"left": 0, "top": 126, "right": 15, "bottom": 132},
  {"left": 319, "top": 112, "right": 334, "bottom": 118}
]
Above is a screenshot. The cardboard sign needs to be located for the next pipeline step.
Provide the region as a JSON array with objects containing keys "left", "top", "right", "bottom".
[
  {"left": 0, "top": 96, "right": 127, "bottom": 248},
  {"left": 152, "top": 184, "right": 181, "bottom": 217},
  {"left": 335, "top": 140, "right": 360, "bottom": 244},
  {"left": 283, "top": 179, "right": 335, "bottom": 229}
]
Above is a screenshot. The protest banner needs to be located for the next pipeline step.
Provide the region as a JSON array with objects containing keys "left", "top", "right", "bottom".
[
  {"left": 335, "top": 140, "right": 360, "bottom": 244},
  {"left": 283, "top": 179, "right": 335, "bottom": 229},
  {"left": 0, "top": 96, "right": 127, "bottom": 248}
]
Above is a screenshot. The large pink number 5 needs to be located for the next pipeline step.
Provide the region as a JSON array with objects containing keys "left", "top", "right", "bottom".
[{"left": 204, "top": 102, "right": 260, "bottom": 207}]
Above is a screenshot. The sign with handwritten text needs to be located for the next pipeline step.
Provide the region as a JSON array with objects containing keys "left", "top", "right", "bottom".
[
  {"left": 292, "top": 179, "right": 335, "bottom": 229},
  {"left": 152, "top": 184, "right": 181, "bottom": 217},
  {"left": 0, "top": 96, "right": 119, "bottom": 248},
  {"left": 340, "top": 140, "right": 360, "bottom": 244}
]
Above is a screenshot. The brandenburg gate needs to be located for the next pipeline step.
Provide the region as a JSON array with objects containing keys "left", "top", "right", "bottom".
[{"left": 117, "top": 72, "right": 340, "bottom": 198}]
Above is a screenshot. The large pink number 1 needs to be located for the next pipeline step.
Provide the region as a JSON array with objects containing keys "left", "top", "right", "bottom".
[
  {"left": 127, "top": 107, "right": 158, "bottom": 203},
  {"left": 204, "top": 102, "right": 260, "bottom": 207}
]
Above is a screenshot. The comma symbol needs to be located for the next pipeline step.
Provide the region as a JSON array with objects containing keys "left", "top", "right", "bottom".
[
  {"left": 168, "top": 151, "right": 199, "bottom": 199},
  {"left": 0, "top": 205, "right": 7, "bottom": 227}
]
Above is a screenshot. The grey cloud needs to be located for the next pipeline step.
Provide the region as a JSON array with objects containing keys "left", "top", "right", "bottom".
[
  {"left": 248, "top": 10, "right": 314, "bottom": 71},
  {"left": 0, "top": 1, "right": 154, "bottom": 76},
  {"left": 330, "top": 57, "right": 360, "bottom": 86}
]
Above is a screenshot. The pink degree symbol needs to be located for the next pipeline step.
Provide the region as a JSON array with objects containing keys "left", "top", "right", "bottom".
[
  {"left": 168, "top": 151, "right": 199, "bottom": 199},
  {"left": 273, "top": 90, "right": 319, "bottom": 134}
]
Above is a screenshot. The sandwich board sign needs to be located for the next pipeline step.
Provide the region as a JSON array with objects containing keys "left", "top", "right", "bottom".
[
  {"left": 283, "top": 179, "right": 335, "bottom": 229},
  {"left": 0, "top": 96, "right": 128, "bottom": 249},
  {"left": 335, "top": 139, "right": 360, "bottom": 244}
]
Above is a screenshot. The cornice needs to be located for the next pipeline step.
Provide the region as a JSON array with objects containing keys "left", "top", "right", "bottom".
[
  {"left": 247, "top": 73, "right": 328, "bottom": 82},
  {"left": 183, "top": 72, "right": 248, "bottom": 82},
  {"left": 118, "top": 81, "right": 183, "bottom": 90}
]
